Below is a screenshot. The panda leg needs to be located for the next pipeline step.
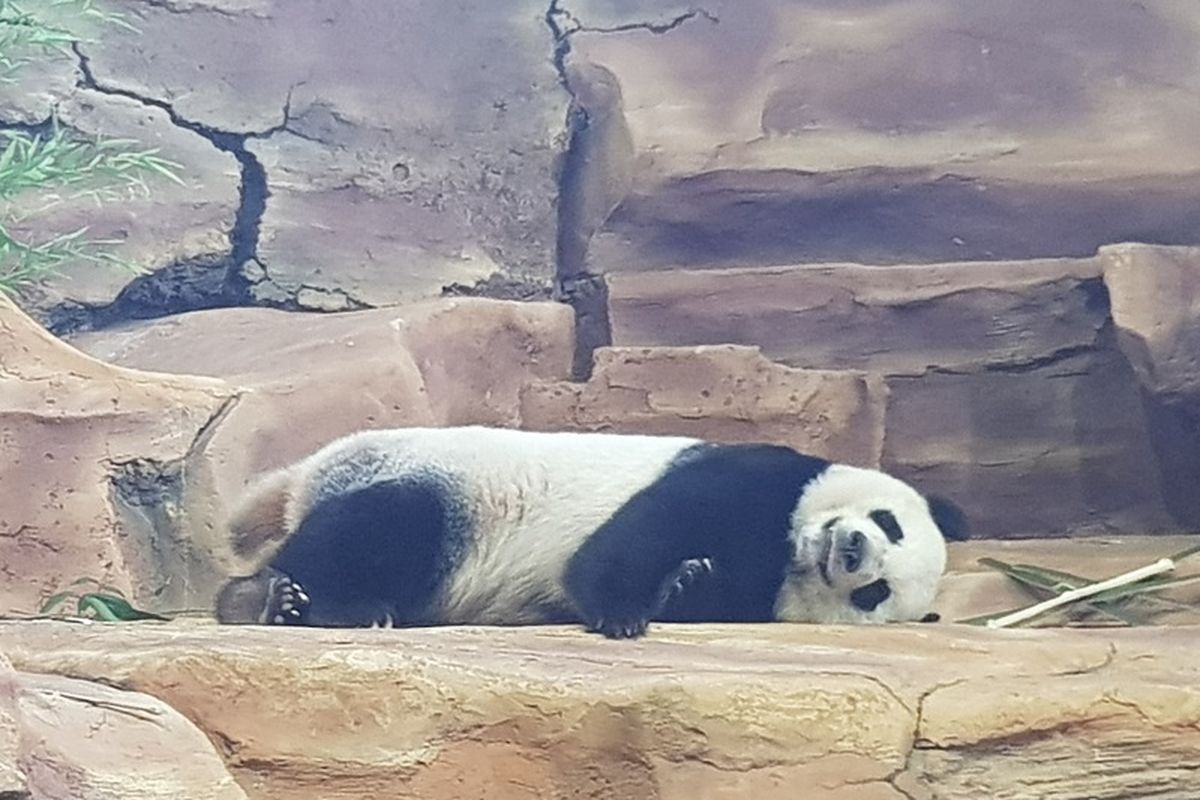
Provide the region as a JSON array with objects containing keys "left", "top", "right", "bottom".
[
  {"left": 266, "top": 477, "right": 460, "bottom": 628},
  {"left": 570, "top": 556, "right": 714, "bottom": 639},
  {"left": 565, "top": 502, "right": 719, "bottom": 640}
]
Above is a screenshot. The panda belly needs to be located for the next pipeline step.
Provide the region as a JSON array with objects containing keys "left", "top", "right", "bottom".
[{"left": 437, "top": 444, "right": 702, "bottom": 625}]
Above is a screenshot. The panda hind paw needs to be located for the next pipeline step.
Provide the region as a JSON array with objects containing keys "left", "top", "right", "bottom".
[
  {"left": 264, "top": 574, "right": 311, "bottom": 626},
  {"left": 656, "top": 556, "right": 714, "bottom": 608}
]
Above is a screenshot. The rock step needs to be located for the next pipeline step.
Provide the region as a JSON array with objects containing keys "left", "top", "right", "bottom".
[{"left": 2, "top": 619, "right": 1198, "bottom": 800}]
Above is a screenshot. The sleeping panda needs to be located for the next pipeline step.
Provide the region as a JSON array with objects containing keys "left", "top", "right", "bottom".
[{"left": 214, "top": 426, "right": 967, "bottom": 638}]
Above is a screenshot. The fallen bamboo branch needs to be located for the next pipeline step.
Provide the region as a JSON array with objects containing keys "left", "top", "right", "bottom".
[{"left": 986, "top": 557, "right": 1176, "bottom": 629}]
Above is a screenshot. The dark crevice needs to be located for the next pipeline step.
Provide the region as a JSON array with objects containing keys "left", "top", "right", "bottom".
[
  {"left": 575, "top": 7, "right": 719, "bottom": 35},
  {"left": 442, "top": 273, "right": 554, "bottom": 302},
  {"left": 545, "top": 0, "right": 578, "bottom": 99},
  {"left": 923, "top": 342, "right": 1100, "bottom": 376},
  {"left": 46, "top": 44, "right": 299, "bottom": 334},
  {"left": 73, "top": 40, "right": 289, "bottom": 272},
  {"left": 558, "top": 272, "right": 612, "bottom": 381},
  {"left": 548, "top": 1, "right": 671, "bottom": 380},
  {"left": 0, "top": 115, "right": 55, "bottom": 137}
]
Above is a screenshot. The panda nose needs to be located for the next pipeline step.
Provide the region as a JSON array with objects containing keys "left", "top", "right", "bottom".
[{"left": 841, "top": 530, "right": 866, "bottom": 573}]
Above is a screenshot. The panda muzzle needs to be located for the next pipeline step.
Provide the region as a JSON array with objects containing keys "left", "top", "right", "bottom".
[{"left": 839, "top": 530, "right": 867, "bottom": 573}]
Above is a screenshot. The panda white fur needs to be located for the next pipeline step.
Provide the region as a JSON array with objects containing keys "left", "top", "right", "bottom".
[{"left": 214, "top": 426, "right": 967, "bottom": 638}]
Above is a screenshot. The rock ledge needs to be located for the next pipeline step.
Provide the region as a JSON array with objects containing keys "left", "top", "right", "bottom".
[{"left": 2, "top": 620, "right": 1197, "bottom": 799}]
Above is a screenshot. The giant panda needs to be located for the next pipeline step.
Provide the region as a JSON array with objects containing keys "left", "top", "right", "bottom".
[{"left": 214, "top": 426, "right": 968, "bottom": 638}]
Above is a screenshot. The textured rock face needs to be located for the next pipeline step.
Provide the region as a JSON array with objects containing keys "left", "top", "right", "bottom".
[
  {"left": 2, "top": 620, "right": 1199, "bottom": 800},
  {"left": 68, "top": 298, "right": 575, "bottom": 465},
  {"left": 8, "top": 0, "right": 567, "bottom": 325},
  {"left": 608, "top": 258, "right": 1106, "bottom": 373},
  {"left": 0, "top": 654, "right": 246, "bottom": 799},
  {"left": 522, "top": 344, "right": 885, "bottom": 466},
  {"left": 0, "top": 292, "right": 235, "bottom": 619},
  {"left": 4, "top": 294, "right": 572, "bottom": 617},
  {"left": 9, "top": 0, "right": 1200, "bottom": 326},
  {"left": 566, "top": 0, "right": 1200, "bottom": 272}
]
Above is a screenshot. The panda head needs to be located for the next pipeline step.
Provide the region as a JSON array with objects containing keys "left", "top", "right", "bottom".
[{"left": 774, "top": 464, "right": 968, "bottom": 624}]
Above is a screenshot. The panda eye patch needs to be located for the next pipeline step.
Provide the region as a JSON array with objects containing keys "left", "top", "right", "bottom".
[
  {"left": 850, "top": 579, "right": 891, "bottom": 611},
  {"left": 869, "top": 509, "right": 904, "bottom": 544}
]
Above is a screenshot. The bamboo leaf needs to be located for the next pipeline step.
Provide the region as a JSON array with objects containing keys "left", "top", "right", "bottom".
[{"left": 76, "top": 593, "right": 168, "bottom": 622}]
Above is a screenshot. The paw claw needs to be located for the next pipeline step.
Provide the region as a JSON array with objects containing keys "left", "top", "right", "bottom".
[{"left": 263, "top": 575, "right": 311, "bottom": 626}]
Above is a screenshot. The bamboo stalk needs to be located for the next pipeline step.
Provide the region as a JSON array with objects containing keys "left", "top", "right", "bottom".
[{"left": 985, "top": 558, "right": 1176, "bottom": 629}]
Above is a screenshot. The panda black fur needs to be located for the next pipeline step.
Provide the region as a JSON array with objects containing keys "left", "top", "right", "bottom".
[{"left": 214, "top": 426, "right": 968, "bottom": 638}]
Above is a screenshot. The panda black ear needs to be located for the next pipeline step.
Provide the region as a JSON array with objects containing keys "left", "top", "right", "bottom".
[{"left": 927, "top": 495, "right": 969, "bottom": 542}]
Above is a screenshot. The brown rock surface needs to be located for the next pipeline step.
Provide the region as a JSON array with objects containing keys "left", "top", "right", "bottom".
[
  {"left": 0, "top": 291, "right": 234, "bottom": 618},
  {"left": 0, "top": 653, "right": 245, "bottom": 799},
  {"left": 565, "top": 0, "right": 1200, "bottom": 271},
  {"left": 522, "top": 344, "right": 885, "bottom": 466},
  {"left": 68, "top": 297, "right": 575, "bottom": 471},
  {"left": 1, "top": 619, "right": 1198, "bottom": 799}
]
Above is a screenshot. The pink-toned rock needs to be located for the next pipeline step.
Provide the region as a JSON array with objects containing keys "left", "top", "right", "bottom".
[
  {"left": 522, "top": 344, "right": 884, "bottom": 465},
  {"left": 0, "top": 654, "right": 245, "bottom": 799},
  {"left": 0, "top": 292, "right": 234, "bottom": 618},
  {"left": 68, "top": 298, "right": 575, "bottom": 472},
  {"left": 3, "top": 620, "right": 1200, "bottom": 800}
]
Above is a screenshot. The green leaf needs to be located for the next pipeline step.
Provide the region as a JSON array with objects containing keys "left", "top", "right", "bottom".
[
  {"left": 970, "top": 557, "right": 1152, "bottom": 627},
  {"left": 76, "top": 593, "right": 169, "bottom": 622},
  {"left": 977, "top": 557, "right": 1075, "bottom": 595}
]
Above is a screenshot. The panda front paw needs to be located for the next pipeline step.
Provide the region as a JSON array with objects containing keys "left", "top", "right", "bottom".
[
  {"left": 582, "top": 557, "right": 715, "bottom": 640},
  {"left": 264, "top": 574, "right": 311, "bottom": 625},
  {"left": 656, "top": 557, "right": 713, "bottom": 608}
]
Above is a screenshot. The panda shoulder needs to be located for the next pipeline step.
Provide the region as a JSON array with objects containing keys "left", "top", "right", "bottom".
[{"left": 220, "top": 427, "right": 434, "bottom": 568}]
